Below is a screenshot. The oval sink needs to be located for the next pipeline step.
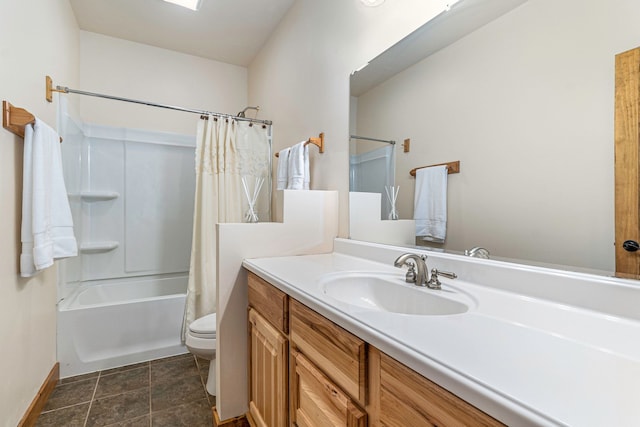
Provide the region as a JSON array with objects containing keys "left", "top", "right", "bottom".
[{"left": 319, "top": 273, "right": 470, "bottom": 316}]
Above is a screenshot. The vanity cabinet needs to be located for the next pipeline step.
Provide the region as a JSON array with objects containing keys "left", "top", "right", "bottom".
[{"left": 246, "top": 271, "right": 504, "bottom": 427}]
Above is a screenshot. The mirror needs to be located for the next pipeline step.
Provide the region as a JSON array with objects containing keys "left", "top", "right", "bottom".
[{"left": 349, "top": 0, "right": 622, "bottom": 275}]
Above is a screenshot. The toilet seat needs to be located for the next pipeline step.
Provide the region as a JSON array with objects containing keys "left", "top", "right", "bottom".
[{"left": 189, "top": 313, "right": 217, "bottom": 339}]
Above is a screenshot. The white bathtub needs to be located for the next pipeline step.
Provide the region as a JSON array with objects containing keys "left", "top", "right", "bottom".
[{"left": 57, "top": 274, "right": 188, "bottom": 378}]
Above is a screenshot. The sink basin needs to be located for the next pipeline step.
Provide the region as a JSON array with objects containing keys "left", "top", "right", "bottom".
[{"left": 319, "top": 273, "right": 470, "bottom": 316}]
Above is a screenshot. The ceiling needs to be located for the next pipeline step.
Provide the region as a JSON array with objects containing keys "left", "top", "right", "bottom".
[{"left": 68, "top": 0, "right": 296, "bottom": 67}]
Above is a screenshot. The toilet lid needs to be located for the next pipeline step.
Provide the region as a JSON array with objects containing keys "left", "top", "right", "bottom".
[{"left": 189, "top": 313, "right": 217, "bottom": 336}]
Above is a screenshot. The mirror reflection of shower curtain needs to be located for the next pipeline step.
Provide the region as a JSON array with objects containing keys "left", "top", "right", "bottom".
[
  {"left": 350, "top": 145, "right": 395, "bottom": 219},
  {"left": 183, "top": 116, "right": 271, "bottom": 339}
]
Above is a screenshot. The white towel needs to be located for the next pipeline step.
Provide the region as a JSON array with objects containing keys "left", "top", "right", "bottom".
[
  {"left": 21, "top": 118, "right": 77, "bottom": 277},
  {"left": 303, "top": 143, "right": 310, "bottom": 190},
  {"left": 287, "top": 141, "right": 309, "bottom": 190},
  {"left": 414, "top": 165, "right": 448, "bottom": 242},
  {"left": 276, "top": 148, "right": 290, "bottom": 190}
]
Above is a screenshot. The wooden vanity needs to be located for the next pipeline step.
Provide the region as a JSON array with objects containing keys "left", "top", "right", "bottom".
[{"left": 245, "top": 271, "right": 504, "bottom": 427}]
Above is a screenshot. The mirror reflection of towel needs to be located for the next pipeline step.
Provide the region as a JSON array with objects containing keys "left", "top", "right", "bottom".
[
  {"left": 414, "top": 165, "right": 447, "bottom": 242},
  {"left": 276, "top": 148, "right": 290, "bottom": 190}
]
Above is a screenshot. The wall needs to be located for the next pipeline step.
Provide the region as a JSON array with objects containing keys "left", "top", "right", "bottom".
[
  {"left": 0, "top": 0, "right": 79, "bottom": 425},
  {"left": 78, "top": 31, "right": 248, "bottom": 135},
  {"left": 355, "top": 0, "right": 640, "bottom": 271},
  {"left": 217, "top": 190, "right": 339, "bottom": 420},
  {"left": 248, "top": 0, "right": 455, "bottom": 234}
]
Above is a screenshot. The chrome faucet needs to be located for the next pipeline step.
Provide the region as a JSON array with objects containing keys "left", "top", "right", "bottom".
[
  {"left": 394, "top": 253, "right": 429, "bottom": 286},
  {"left": 394, "top": 253, "right": 457, "bottom": 290},
  {"left": 465, "top": 246, "right": 490, "bottom": 259}
]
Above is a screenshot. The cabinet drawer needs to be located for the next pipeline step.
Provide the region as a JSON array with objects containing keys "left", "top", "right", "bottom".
[
  {"left": 289, "top": 299, "right": 367, "bottom": 404},
  {"left": 291, "top": 349, "right": 366, "bottom": 427},
  {"left": 248, "top": 272, "right": 288, "bottom": 333},
  {"left": 372, "top": 348, "right": 505, "bottom": 427}
]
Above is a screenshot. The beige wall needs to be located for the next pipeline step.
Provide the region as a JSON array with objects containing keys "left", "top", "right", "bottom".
[
  {"left": 0, "top": 0, "right": 79, "bottom": 425},
  {"left": 78, "top": 31, "right": 249, "bottom": 135},
  {"left": 248, "top": 0, "right": 454, "bottom": 234},
  {"left": 355, "top": 0, "right": 640, "bottom": 271}
]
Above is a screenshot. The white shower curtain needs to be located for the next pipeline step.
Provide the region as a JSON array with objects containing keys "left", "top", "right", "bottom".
[{"left": 183, "top": 115, "right": 271, "bottom": 338}]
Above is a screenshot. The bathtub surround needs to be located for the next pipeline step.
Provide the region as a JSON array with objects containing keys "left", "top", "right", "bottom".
[
  {"left": 56, "top": 110, "right": 196, "bottom": 377},
  {"left": 58, "top": 113, "right": 197, "bottom": 286},
  {"left": 216, "top": 190, "right": 338, "bottom": 420}
]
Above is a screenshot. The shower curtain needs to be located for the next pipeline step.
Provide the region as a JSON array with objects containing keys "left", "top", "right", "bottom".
[{"left": 183, "top": 115, "right": 271, "bottom": 338}]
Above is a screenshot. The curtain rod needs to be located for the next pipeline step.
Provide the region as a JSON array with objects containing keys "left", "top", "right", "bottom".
[
  {"left": 45, "top": 76, "right": 272, "bottom": 126},
  {"left": 350, "top": 135, "right": 395, "bottom": 145}
]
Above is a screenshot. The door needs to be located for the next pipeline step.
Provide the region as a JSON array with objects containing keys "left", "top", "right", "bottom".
[{"left": 615, "top": 47, "right": 640, "bottom": 278}]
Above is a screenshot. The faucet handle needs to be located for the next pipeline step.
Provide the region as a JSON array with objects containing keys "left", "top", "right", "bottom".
[{"left": 427, "top": 268, "right": 457, "bottom": 290}]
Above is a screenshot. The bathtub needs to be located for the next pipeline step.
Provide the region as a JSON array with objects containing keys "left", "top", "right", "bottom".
[{"left": 57, "top": 274, "right": 188, "bottom": 378}]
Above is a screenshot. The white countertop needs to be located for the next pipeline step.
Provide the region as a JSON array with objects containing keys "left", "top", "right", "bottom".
[{"left": 243, "top": 242, "right": 640, "bottom": 427}]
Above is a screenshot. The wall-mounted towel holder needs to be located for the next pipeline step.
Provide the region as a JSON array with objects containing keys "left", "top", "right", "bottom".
[
  {"left": 410, "top": 160, "right": 460, "bottom": 177},
  {"left": 2, "top": 100, "right": 62, "bottom": 142},
  {"left": 275, "top": 132, "right": 324, "bottom": 157},
  {"left": 3, "top": 100, "right": 35, "bottom": 139}
]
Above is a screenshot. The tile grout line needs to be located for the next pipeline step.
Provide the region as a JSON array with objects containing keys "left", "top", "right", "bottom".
[{"left": 83, "top": 370, "right": 101, "bottom": 427}]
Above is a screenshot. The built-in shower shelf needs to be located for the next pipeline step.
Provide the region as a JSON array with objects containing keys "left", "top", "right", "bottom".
[
  {"left": 79, "top": 241, "right": 119, "bottom": 254},
  {"left": 68, "top": 191, "right": 120, "bottom": 202}
]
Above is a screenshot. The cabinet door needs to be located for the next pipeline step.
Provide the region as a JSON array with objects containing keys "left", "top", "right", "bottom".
[
  {"left": 369, "top": 347, "right": 504, "bottom": 427},
  {"left": 248, "top": 308, "right": 288, "bottom": 427},
  {"left": 290, "top": 349, "right": 367, "bottom": 427}
]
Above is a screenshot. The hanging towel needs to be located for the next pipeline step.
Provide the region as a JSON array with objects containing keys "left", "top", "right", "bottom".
[
  {"left": 287, "top": 141, "right": 309, "bottom": 190},
  {"left": 276, "top": 148, "right": 290, "bottom": 190},
  {"left": 303, "top": 143, "right": 310, "bottom": 190},
  {"left": 414, "top": 165, "right": 448, "bottom": 243},
  {"left": 20, "top": 118, "right": 77, "bottom": 277}
]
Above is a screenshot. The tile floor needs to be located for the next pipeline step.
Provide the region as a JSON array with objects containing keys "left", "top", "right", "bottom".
[{"left": 36, "top": 353, "right": 215, "bottom": 427}]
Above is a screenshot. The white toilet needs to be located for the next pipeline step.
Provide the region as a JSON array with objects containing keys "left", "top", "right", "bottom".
[{"left": 185, "top": 313, "right": 217, "bottom": 395}]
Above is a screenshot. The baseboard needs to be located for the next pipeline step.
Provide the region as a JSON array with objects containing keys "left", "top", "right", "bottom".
[
  {"left": 18, "top": 362, "right": 60, "bottom": 427},
  {"left": 212, "top": 406, "right": 250, "bottom": 427}
]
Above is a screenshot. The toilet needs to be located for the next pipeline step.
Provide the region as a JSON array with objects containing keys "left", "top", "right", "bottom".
[{"left": 185, "top": 313, "right": 217, "bottom": 395}]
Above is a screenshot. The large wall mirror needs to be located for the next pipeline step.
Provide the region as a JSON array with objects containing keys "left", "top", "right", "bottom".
[{"left": 348, "top": 0, "right": 637, "bottom": 276}]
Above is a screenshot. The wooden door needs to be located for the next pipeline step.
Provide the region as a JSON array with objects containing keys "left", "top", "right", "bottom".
[
  {"left": 248, "top": 308, "right": 288, "bottom": 427},
  {"left": 615, "top": 47, "right": 640, "bottom": 278}
]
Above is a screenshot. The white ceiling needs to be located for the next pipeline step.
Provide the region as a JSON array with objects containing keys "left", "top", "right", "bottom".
[{"left": 68, "top": 0, "right": 296, "bottom": 67}]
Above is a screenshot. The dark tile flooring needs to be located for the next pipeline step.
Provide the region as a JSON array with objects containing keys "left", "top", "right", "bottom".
[{"left": 36, "top": 353, "right": 214, "bottom": 427}]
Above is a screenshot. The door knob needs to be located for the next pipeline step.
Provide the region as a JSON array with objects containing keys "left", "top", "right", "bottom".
[{"left": 623, "top": 240, "right": 640, "bottom": 252}]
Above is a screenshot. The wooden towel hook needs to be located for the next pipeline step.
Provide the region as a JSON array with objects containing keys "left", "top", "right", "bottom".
[{"left": 3, "top": 100, "right": 62, "bottom": 142}]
